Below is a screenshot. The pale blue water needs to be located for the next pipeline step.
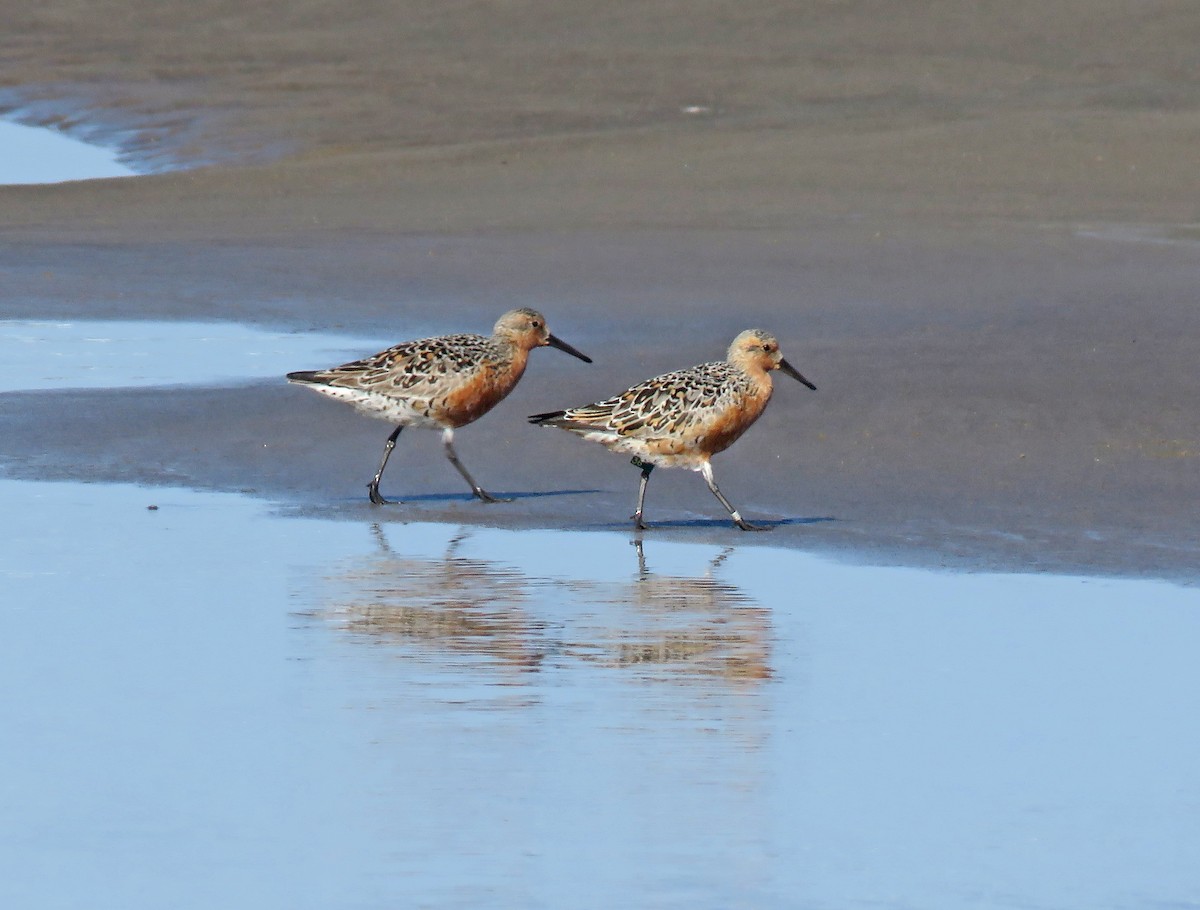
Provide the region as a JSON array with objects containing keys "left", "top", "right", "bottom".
[
  {"left": 0, "top": 320, "right": 387, "bottom": 392},
  {"left": 0, "top": 118, "right": 134, "bottom": 184},
  {"left": 1, "top": 478, "right": 1197, "bottom": 909}
]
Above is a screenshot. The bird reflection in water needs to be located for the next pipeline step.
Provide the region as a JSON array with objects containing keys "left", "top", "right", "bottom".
[
  {"left": 565, "top": 540, "right": 773, "bottom": 683},
  {"left": 312, "top": 526, "right": 773, "bottom": 684},
  {"left": 317, "top": 525, "right": 550, "bottom": 673}
]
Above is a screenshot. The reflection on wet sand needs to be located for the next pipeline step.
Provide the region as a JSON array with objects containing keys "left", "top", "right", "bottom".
[{"left": 312, "top": 526, "right": 773, "bottom": 684}]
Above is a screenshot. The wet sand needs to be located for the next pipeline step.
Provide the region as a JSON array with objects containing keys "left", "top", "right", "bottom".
[{"left": 2, "top": 1, "right": 1199, "bottom": 578}]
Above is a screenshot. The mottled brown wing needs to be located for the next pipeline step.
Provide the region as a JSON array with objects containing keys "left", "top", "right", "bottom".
[
  {"left": 565, "top": 363, "right": 738, "bottom": 438},
  {"left": 318, "top": 333, "right": 493, "bottom": 396}
]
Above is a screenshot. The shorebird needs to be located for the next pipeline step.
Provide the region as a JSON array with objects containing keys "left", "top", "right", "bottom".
[
  {"left": 288, "top": 308, "right": 591, "bottom": 504},
  {"left": 529, "top": 329, "right": 815, "bottom": 531}
]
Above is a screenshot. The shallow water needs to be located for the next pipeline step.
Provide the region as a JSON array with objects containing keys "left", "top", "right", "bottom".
[
  {"left": 0, "top": 118, "right": 134, "bottom": 184},
  {"left": 1, "top": 477, "right": 1197, "bottom": 909},
  {"left": 0, "top": 320, "right": 386, "bottom": 392},
  {"left": 1073, "top": 223, "right": 1200, "bottom": 250}
]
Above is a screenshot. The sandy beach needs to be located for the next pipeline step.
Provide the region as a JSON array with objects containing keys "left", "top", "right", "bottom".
[{"left": 2, "top": 0, "right": 1198, "bottom": 578}]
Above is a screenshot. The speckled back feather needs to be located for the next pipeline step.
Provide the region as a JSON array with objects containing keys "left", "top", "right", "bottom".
[
  {"left": 302, "top": 333, "right": 506, "bottom": 397},
  {"left": 547, "top": 362, "right": 762, "bottom": 437},
  {"left": 530, "top": 360, "right": 774, "bottom": 466}
]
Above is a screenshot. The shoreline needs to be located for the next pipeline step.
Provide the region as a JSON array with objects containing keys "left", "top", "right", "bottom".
[
  {"left": 2, "top": 219, "right": 1198, "bottom": 583},
  {"left": 1, "top": 220, "right": 1196, "bottom": 583},
  {"left": 1, "top": 370, "right": 1196, "bottom": 586}
]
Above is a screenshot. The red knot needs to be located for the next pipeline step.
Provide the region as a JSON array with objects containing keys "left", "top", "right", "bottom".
[
  {"left": 289, "top": 308, "right": 591, "bottom": 504},
  {"left": 530, "top": 329, "right": 814, "bottom": 530}
]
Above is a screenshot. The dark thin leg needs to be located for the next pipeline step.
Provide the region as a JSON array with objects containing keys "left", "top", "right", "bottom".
[
  {"left": 700, "top": 461, "right": 767, "bottom": 531},
  {"left": 442, "top": 429, "right": 509, "bottom": 503},
  {"left": 368, "top": 425, "right": 404, "bottom": 505},
  {"left": 631, "top": 458, "right": 654, "bottom": 530}
]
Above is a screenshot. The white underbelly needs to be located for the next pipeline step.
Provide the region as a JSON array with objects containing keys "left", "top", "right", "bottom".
[
  {"left": 305, "top": 384, "right": 448, "bottom": 428},
  {"left": 580, "top": 430, "right": 707, "bottom": 469}
]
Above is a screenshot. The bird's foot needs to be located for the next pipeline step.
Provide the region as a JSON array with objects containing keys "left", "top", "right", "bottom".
[
  {"left": 734, "top": 518, "right": 770, "bottom": 532},
  {"left": 367, "top": 483, "right": 397, "bottom": 505},
  {"left": 474, "top": 489, "right": 512, "bottom": 504}
]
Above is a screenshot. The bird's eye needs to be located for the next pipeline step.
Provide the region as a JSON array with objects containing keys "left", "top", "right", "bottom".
[{"left": 532, "top": 320, "right": 542, "bottom": 329}]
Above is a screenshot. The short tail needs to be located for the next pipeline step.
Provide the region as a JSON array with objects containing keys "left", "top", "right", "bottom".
[
  {"left": 528, "top": 410, "right": 567, "bottom": 425},
  {"left": 286, "top": 370, "right": 321, "bottom": 384}
]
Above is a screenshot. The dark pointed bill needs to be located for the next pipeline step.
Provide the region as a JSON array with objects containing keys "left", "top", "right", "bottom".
[
  {"left": 780, "top": 358, "right": 817, "bottom": 390},
  {"left": 547, "top": 333, "right": 593, "bottom": 363}
]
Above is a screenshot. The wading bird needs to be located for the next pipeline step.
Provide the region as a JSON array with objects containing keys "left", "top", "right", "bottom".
[
  {"left": 530, "top": 329, "right": 814, "bottom": 530},
  {"left": 289, "top": 308, "right": 591, "bottom": 504}
]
